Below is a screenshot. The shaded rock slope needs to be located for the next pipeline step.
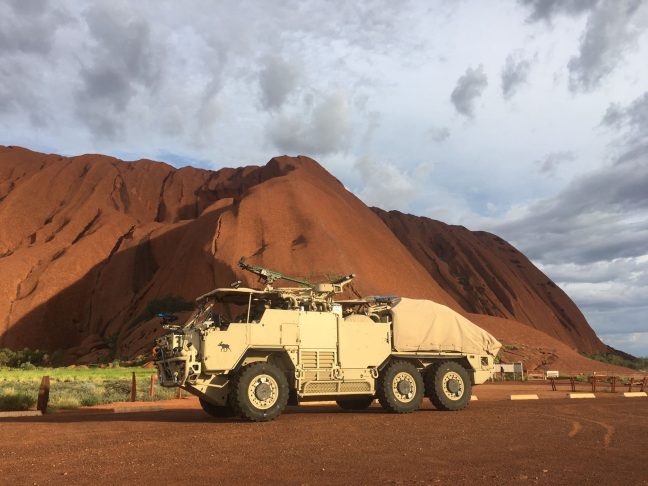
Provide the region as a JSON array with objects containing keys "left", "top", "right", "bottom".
[{"left": 0, "top": 145, "right": 611, "bottom": 370}]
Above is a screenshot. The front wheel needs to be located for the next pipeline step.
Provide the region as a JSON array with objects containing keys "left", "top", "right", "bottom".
[
  {"left": 377, "top": 360, "right": 424, "bottom": 413},
  {"left": 426, "top": 361, "right": 472, "bottom": 411},
  {"left": 229, "top": 362, "right": 289, "bottom": 422}
]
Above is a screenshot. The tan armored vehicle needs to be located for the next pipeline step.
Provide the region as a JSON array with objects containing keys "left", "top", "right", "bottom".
[{"left": 154, "top": 259, "right": 501, "bottom": 421}]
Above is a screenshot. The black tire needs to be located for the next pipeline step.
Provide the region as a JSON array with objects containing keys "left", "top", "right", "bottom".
[
  {"left": 229, "top": 362, "right": 289, "bottom": 422},
  {"left": 377, "top": 360, "right": 424, "bottom": 413},
  {"left": 426, "top": 361, "right": 472, "bottom": 411},
  {"left": 199, "top": 397, "right": 235, "bottom": 418},
  {"left": 336, "top": 396, "right": 375, "bottom": 410}
]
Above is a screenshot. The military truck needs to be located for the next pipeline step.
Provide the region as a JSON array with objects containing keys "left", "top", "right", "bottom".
[{"left": 154, "top": 258, "right": 501, "bottom": 421}]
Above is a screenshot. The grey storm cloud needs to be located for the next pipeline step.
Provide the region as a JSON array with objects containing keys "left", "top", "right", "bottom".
[
  {"left": 535, "top": 150, "right": 576, "bottom": 175},
  {"left": 267, "top": 93, "right": 352, "bottom": 156},
  {"left": 519, "top": 0, "right": 599, "bottom": 23},
  {"left": 427, "top": 126, "right": 450, "bottom": 143},
  {"left": 494, "top": 160, "right": 648, "bottom": 264},
  {"left": 450, "top": 65, "right": 488, "bottom": 118},
  {"left": 501, "top": 54, "right": 532, "bottom": 99},
  {"left": 493, "top": 91, "right": 648, "bottom": 266},
  {"left": 258, "top": 56, "right": 300, "bottom": 110},
  {"left": 520, "top": 0, "right": 648, "bottom": 93},
  {"left": 75, "top": 4, "right": 163, "bottom": 139},
  {"left": 0, "top": 1, "right": 71, "bottom": 120},
  {"left": 0, "top": 0, "right": 70, "bottom": 55},
  {"left": 602, "top": 91, "right": 648, "bottom": 144},
  {"left": 568, "top": 0, "right": 648, "bottom": 92}
]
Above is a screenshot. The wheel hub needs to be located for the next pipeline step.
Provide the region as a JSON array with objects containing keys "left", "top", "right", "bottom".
[
  {"left": 446, "top": 378, "right": 460, "bottom": 394},
  {"left": 442, "top": 371, "right": 464, "bottom": 400},
  {"left": 392, "top": 371, "right": 416, "bottom": 402},
  {"left": 255, "top": 382, "right": 272, "bottom": 401},
  {"left": 397, "top": 379, "right": 413, "bottom": 395},
  {"left": 247, "top": 374, "right": 279, "bottom": 410}
]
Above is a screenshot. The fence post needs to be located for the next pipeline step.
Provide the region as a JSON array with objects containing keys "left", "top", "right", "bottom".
[
  {"left": 149, "top": 375, "right": 156, "bottom": 399},
  {"left": 177, "top": 387, "right": 183, "bottom": 399},
  {"left": 591, "top": 376, "right": 596, "bottom": 393},
  {"left": 610, "top": 376, "right": 616, "bottom": 393},
  {"left": 130, "top": 372, "right": 137, "bottom": 402},
  {"left": 37, "top": 375, "right": 50, "bottom": 413},
  {"left": 550, "top": 378, "right": 556, "bottom": 391},
  {"left": 570, "top": 376, "right": 576, "bottom": 392}
]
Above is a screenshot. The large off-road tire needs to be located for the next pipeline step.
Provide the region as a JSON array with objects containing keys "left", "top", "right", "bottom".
[
  {"left": 229, "top": 362, "right": 289, "bottom": 422},
  {"left": 377, "top": 360, "right": 424, "bottom": 413},
  {"left": 199, "top": 397, "right": 235, "bottom": 418},
  {"left": 426, "top": 361, "right": 472, "bottom": 411},
  {"left": 336, "top": 396, "right": 375, "bottom": 410}
]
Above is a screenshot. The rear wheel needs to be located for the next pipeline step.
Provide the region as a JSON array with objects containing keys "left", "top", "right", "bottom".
[
  {"left": 336, "top": 397, "right": 374, "bottom": 410},
  {"left": 426, "top": 361, "right": 472, "bottom": 411},
  {"left": 199, "top": 397, "right": 235, "bottom": 418},
  {"left": 377, "top": 360, "right": 424, "bottom": 413},
  {"left": 229, "top": 362, "right": 289, "bottom": 422}
]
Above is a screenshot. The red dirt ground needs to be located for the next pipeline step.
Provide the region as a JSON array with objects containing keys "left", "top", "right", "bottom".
[{"left": 1, "top": 390, "right": 647, "bottom": 485}]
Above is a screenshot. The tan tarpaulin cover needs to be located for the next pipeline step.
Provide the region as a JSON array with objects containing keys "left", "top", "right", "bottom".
[{"left": 391, "top": 298, "right": 502, "bottom": 356}]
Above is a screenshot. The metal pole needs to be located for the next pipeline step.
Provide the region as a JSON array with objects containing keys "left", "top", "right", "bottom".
[{"left": 246, "top": 293, "right": 252, "bottom": 323}]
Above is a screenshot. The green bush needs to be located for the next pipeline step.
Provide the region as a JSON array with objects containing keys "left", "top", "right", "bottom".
[{"left": 0, "top": 392, "right": 36, "bottom": 411}]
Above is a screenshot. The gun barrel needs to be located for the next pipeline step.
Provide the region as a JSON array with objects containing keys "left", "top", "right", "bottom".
[{"left": 238, "top": 257, "right": 312, "bottom": 287}]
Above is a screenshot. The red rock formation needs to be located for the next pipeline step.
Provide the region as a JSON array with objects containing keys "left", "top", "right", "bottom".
[{"left": 0, "top": 145, "right": 610, "bottom": 369}]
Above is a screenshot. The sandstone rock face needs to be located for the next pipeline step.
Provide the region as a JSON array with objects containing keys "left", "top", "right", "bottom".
[{"left": 0, "top": 146, "right": 609, "bottom": 368}]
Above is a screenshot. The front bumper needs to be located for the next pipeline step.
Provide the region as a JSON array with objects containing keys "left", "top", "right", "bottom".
[{"left": 154, "top": 332, "right": 201, "bottom": 387}]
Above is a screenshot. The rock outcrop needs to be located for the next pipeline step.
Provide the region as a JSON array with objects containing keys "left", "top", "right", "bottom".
[{"left": 0, "top": 146, "right": 611, "bottom": 369}]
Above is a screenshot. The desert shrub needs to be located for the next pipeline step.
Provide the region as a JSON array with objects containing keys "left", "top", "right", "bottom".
[
  {"left": 49, "top": 396, "right": 81, "bottom": 409},
  {"left": 0, "top": 392, "right": 36, "bottom": 411},
  {"left": 0, "top": 348, "right": 48, "bottom": 368},
  {"left": 583, "top": 352, "right": 648, "bottom": 371},
  {"left": 80, "top": 394, "right": 100, "bottom": 407}
]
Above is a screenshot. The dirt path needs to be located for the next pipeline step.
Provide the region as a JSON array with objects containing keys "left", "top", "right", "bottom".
[{"left": 1, "top": 398, "right": 647, "bottom": 485}]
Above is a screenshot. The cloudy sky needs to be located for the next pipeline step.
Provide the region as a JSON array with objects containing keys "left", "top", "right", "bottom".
[{"left": 1, "top": 0, "right": 647, "bottom": 355}]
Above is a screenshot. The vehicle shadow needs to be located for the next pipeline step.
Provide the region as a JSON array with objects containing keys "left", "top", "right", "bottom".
[{"left": 0, "top": 402, "right": 453, "bottom": 424}]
